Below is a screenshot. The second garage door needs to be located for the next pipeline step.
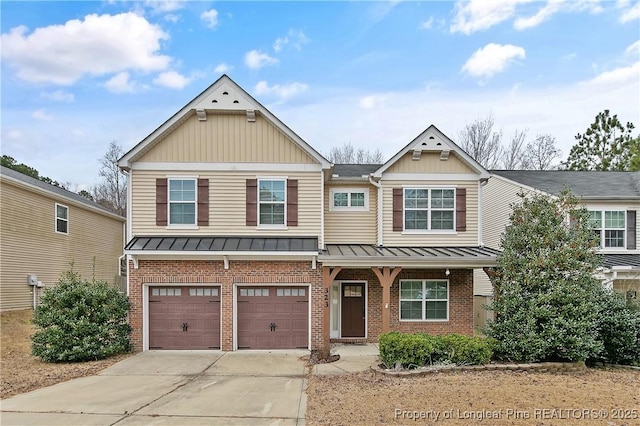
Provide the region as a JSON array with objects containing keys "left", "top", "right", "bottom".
[{"left": 237, "top": 286, "right": 309, "bottom": 349}]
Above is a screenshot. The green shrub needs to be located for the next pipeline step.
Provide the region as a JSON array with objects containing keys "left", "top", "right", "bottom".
[
  {"left": 32, "top": 270, "right": 132, "bottom": 362},
  {"left": 379, "top": 332, "right": 493, "bottom": 368},
  {"left": 590, "top": 289, "right": 640, "bottom": 366}
]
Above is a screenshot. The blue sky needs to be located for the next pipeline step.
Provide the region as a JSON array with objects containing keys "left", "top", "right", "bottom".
[{"left": 1, "top": 0, "right": 639, "bottom": 190}]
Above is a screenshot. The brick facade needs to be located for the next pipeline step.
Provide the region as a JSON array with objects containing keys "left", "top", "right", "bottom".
[{"left": 129, "top": 260, "right": 473, "bottom": 351}]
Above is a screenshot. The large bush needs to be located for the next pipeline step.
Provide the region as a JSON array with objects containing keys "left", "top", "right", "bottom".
[
  {"left": 32, "top": 270, "right": 132, "bottom": 362},
  {"left": 379, "top": 332, "right": 493, "bottom": 369},
  {"left": 486, "top": 190, "right": 605, "bottom": 362}
]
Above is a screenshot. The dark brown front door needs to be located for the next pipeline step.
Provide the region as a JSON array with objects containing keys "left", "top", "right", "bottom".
[
  {"left": 237, "top": 286, "right": 308, "bottom": 349},
  {"left": 149, "top": 287, "right": 220, "bottom": 349},
  {"left": 341, "top": 283, "right": 365, "bottom": 337}
]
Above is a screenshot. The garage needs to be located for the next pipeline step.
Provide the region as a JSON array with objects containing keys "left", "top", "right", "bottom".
[
  {"left": 237, "top": 286, "right": 309, "bottom": 349},
  {"left": 149, "top": 286, "right": 221, "bottom": 350}
]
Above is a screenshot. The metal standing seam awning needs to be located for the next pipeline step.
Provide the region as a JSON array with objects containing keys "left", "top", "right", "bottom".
[
  {"left": 124, "top": 236, "right": 320, "bottom": 268},
  {"left": 601, "top": 254, "right": 640, "bottom": 283},
  {"left": 318, "top": 244, "right": 500, "bottom": 268}
]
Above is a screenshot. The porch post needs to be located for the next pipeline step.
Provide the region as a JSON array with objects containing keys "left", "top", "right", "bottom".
[
  {"left": 322, "top": 266, "right": 342, "bottom": 353},
  {"left": 372, "top": 266, "right": 402, "bottom": 334}
]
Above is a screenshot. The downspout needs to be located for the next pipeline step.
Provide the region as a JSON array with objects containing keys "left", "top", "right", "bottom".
[
  {"left": 320, "top": 169, "right": 325, "bottom": 250},
  {"left": 369, "top": 175, "right": 383, "bottom": 246},
  {"left": 124, "top": 168, "right": 132, "bottom": 296},
  {"left": 478, "top": 177, "right": 489, "bottom": 247}
]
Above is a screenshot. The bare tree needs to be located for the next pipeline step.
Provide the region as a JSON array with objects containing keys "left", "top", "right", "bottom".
[
  {"left": 92, "top": 141, "right": 127, "bottom": 216},
  {"left": 522, "top": 134, "right": 561, "bottom": 170},
  {"left": 327, "top": 142, "right": 383, "bottom": 164},
  {"left": 458, "top": 115, "right": 503, "bottom": 169},
  {"left": 501, "top": 129, "right": 528, "bottom": 170}
]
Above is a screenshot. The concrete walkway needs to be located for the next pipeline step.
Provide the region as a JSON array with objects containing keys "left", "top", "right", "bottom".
[{"left": 0, "top": 345, "right": 379, "bottom": 426}]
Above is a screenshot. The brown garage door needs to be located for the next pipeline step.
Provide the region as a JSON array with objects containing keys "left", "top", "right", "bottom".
[
  {"left": 149, "top": 286, "right": 220, "bottom": 349},
  {"left": 237, "top": 286, "right": 308, "bottom": 349}
]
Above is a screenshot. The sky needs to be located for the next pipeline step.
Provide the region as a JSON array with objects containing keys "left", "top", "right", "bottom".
[{"left": 1, "top": 0, "right": 639, "bottom": 190}]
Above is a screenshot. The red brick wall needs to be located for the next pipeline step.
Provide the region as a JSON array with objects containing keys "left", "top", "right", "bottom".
[
  {"left": 334, "top": 268, "right": 474, "bottom": 341},
  {"left": 128, "top": 259, "right": 323, "bottom": 351}
]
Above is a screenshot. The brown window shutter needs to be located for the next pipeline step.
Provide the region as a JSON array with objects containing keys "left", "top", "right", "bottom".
[
  {"left": 156, "top": 178, "right": 168, "bottom": 226},
  {"left": 246, "top": 179, "right": 257, "bottom": 226},
  {"left": 197, "top": 178, "right": 209, "bottom": 226},
  {"left": 627, "top": 210, "right": 636, "bottom": 250},
  {"left": 456, "top": 188, "right": 467, "bottom": 232},
  {"left": 392, "top": 188, "right": 403, "bottom": 232},
  {"left": 287, "top": 179, "right": 298, "bottom": 226}
]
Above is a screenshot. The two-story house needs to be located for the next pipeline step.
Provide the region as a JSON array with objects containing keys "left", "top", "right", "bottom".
[
  {"left": 475, "top": 170, "right": 639, "bottom": 318},
  {"left": 118, "top": 75, "right": 498, "bottom": 352},
  {"left": 0, "top": 166, "right": 126, "bottom": 311}
]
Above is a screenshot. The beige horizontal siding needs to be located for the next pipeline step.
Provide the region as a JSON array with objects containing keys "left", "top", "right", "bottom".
[
  {"left": 130, "top": 170, "right": 322, "bottom": 243},
  {"left": 386, "top": 152, "right": 475, "bottom": 174},
  {"left": 324, "top": 184, "right": 377, "bottom": 244},
  {"left": 482, "top": 177, "right": 523, "bottom": 250},
  {"left": 0, "top": 180, "right": 124, "bottom": 311},
  {"left": 138, "top": 113, "right": 316, "bottom": 164},
  {"left": 381, "top": 180, "right": 479, "bottom": 246},
  {"left": 473, "top": 269, "right": 494, "bottom": 296}
]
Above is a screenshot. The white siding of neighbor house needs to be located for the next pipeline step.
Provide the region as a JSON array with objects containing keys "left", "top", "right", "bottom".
[
  {"left": 324, "top": 183, "right": 377, "bottom": 244},
  {"left": 130, "top": 170, "right": 323, "bottom": 244},
  {"left": 0, "top": 178, "right": 125, "bottom": 311}
]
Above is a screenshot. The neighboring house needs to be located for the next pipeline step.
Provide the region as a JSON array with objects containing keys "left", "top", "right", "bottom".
[
  {"left": 118, "top": 75, "right": 498, "bottom": 352},
  {"left": 0, "top": 166, "right": 126, "bottom": 311},
  {"left": 475, "top": 170, "right": 640, "bottom": 315}
]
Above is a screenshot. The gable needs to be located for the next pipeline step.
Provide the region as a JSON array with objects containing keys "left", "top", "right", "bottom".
[
  {"left": 137, "top": 112, "right": 317, "bottom": 164},
  {"left": 384, "top": 151, "right": 476, "bottom": 174}
]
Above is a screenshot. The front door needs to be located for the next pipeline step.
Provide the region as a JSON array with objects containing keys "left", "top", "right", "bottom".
[{"left": 341, "top": 283, "right": 365, "bottom": 337}]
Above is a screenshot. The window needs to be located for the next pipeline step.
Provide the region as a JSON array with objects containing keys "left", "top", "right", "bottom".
[
  {"left": 55, "top": 203, "right": 68, "bottom": 234},
  {"left": 151, "top": 288, "right": 182, "bottom": 296},
  {"left": 404, "top": 188, "right": 454, "bottom": 231},
  {"left": 169, "top": 179, "right": 196, "bottom": 225},
  {"left": 589, "top": 210, "right": 625, "bottom": 248},
  {"left": 400, "top": 280, "right": 448, "bottom": 321},
  {"left": 276, "top": 288, "right": 306, "bottom": 297},
  {"left": 240, "top": 288, "right": 270, "bottom": 296},
  {"left": 330, "top": 188, "right": 369, "bottom": 211},
  {"left": 259, "top": 179, "right": 285, "bottom": 225}
]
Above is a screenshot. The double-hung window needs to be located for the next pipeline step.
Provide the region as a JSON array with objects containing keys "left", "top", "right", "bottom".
[
  {"left": 169, "top": 179, "right": 196, "bottom": 225},
  {"left": 399, "top": 280, "right": 448, "bottom": 321},
  {"left": 588, "top": 210, "right": 625, "bottom": 248},
  {"left": 55, "top": 203, "right": 68, "bottom": 234},
  {"left": 404, "top": 188, "right": 454, "bottom": 231},
  {"left": 259, "top": 179, "right": 285, "bottom": 226},
  {"left": 330, "top": 188, "right": 368, "bottom": 211}
]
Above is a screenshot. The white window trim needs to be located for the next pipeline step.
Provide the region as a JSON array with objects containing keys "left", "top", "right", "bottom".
[
  {"left": 588, "top": 208, "right": 627, "bottom": 250},
  {"left": 329, "top": 187, "right": 370, "bottom": 212},
  {"left": 257, "top": 177, "right": 287, "bottom": 229},
  {"left": 55, "top": 203, "right": 69, "bottom": 235},
  {"left": 402, "top": 186, "right": 456, "bottom": 234},
  {"left": 399, "top": 279, "right": 449, "bottom": 322},
  {"left": 167, "top": 177, "right": 198, "bottom": 227}
]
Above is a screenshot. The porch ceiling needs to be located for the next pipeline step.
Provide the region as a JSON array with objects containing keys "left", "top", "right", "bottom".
[{"left": 319, "top": 244, "right": 499, "bottom": 268}]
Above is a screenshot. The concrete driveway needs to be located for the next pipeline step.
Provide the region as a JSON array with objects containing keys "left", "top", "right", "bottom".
[{"left": 1, "top": 351, "right": 309, "bottom": 425}]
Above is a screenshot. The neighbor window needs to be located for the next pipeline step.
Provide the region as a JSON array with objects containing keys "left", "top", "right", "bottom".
[
  {"left": 330, "top": 188, "right": 369, "bottom": 211},
  {"left": 589, "top": 210, "right": 625, "bottom": 248},
  {"left": 55, "top": 203, "right": 68, "bottom": 234},
  {"left": 400, "top": 280, "right": 448, "bottom": 321},
  {"left": 169, "top": 179, "right": 196, "bottom": 225},
  {"left": 259, "top": 179, "right": 285, "bottom": 225},
  {"left": 404, "top": 188, "right": 454, "bottom": 231}
]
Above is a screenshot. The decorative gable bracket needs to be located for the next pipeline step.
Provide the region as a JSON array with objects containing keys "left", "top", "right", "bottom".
[{"left": 411, "top": 133, "right": 453, "bottom": 161}]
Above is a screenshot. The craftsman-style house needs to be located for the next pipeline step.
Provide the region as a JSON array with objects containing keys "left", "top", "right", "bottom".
[{"left": 118, "top": 75, "right": 498, "bottom": 351}]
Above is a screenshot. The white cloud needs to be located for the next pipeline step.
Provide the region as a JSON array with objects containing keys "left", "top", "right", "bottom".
[
  {"left": 32, "top": 109, "right": 53, "bottom": 121},
  {"left": 153, "top": 70, "right": 190, "bottom": 89},
  {"left": 214, "top": 63, "right": 231, "bottom": 74},
  {"left": 626, "top": 40, "right": 640, "bottom": 56},
  {"left": 245, "top": 50, "right": 278, "bottom": 70},
  {"left": 462, "top": 43, "right": 526, "bottom": 80},
  {"left": 583, "top": 61, "right": 640, "bottom": 87},
  {"left": 40, "top": 90, "right": 74, "bottom": 102},
  {"left": 620, "top": 1, "right": 640, "bottom": 22},
  {"left": 514, "top": 0, "right": 562, "bottom": 30},
  {"left": 144, "top": 0, "right": 186, "bottom": 13},
  {"left": 105, "top": 72, "right": 137, "bottom": 93},
  {"left": 254, "top": 81, "right": 308, "bottom": 99},
  {"left": 450, "top": 0, "right": 531, "bottom": 34},
  {"left": 0, "top": 13, "right": 171, "bottom": 85},
  {"left": 164, "top": 14, "right": 180, "bottom": 23},
  {"left": 420, "top": 17, "right": 434, "bottom": 29},
  {"left": 201, "top": 9, "right": 219, "bottom": 28},
  {"left": 6, "top": 129, "right": 23, "bottom": 140},
  {"left": 273, "top": 29, "right": 309, "bottom": 52},
  {"left": 359, "top": 95, "right": 387, "bottom": 109}
]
